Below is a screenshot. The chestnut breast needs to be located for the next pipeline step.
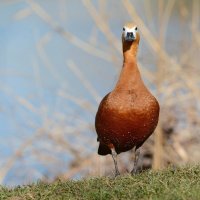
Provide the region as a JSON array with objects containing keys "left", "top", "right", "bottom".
[{"left": 95, "top": 87, "right": 159, "bottom": 153}]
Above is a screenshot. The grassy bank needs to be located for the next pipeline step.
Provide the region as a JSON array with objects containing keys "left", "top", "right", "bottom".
[{"left": 1, "top": 165, "right": 200, "bottom": 200}]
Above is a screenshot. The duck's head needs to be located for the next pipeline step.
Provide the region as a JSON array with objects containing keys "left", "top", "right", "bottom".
[
  {"left": 122, "top": 23, "right": 140, "bottom": 44},
  {"left": 122, "top": 23, "right": 140, "bottom": 57}
]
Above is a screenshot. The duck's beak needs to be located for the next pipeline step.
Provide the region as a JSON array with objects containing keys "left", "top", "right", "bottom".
[{"left": 125, "top": 32, "right": 135, "bottom": 41}]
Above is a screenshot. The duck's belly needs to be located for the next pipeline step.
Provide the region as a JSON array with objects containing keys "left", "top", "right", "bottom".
[{"left": 95, "top": 101, "right": 159, "bottom": 153}]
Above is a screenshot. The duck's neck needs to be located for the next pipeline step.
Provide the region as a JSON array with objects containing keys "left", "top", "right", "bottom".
[
  {"left": 123, "top": 42, "right": 138, "bottom": 63},
  {"left": 115, "top": 43, "right": 142, "bottom": 90}
]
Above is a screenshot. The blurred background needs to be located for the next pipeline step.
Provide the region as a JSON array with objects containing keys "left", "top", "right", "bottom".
[{"left": 0, "top": 0, "right": 200, "bottom": 186}]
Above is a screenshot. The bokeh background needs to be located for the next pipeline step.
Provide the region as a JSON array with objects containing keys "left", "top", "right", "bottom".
[{"left": 0, "top": 0, "right": 200, "bottom": 186}]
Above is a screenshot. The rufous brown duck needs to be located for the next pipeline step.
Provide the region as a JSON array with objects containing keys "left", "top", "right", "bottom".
[{"left": 95, "top": 23, "right": 160, "bottom": 176}]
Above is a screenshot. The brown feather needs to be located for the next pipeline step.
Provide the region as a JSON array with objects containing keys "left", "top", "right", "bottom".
[{"left": 95, "top": 24, "right": 159, "bottom": 155}]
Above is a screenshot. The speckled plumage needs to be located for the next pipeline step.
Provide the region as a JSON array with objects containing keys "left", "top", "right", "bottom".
[{"left": 95, "top": 23, "right": 159, "bottom": 158}]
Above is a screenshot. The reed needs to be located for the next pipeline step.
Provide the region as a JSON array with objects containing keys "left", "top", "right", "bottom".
[{"left": 0, "top": 0, "right": 199, "bottom": 184}]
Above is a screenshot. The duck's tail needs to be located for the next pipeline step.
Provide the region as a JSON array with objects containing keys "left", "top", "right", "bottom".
[{"left": 98, "top": 143, "right": 111, "bottom": 155}]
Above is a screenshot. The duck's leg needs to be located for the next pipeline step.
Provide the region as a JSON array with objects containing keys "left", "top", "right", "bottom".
[
  {"left": 131, "top": 147, "right": 140, "bottom": 175},
  {"left": 111, "top": 148, "right": 120, "bottom": 177}
]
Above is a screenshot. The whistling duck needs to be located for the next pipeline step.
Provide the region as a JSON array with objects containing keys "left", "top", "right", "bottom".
[{"left": 95, "top": 23, "right": 160, "bottom": 176}]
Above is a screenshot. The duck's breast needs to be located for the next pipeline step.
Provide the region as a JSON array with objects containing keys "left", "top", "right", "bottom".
[{"left": 95, "top": 90, "right": 159, "bottom": 152}]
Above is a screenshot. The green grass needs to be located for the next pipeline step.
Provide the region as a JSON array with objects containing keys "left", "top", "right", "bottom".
[{"left": 1, "top": 166, "right": 200, "bottom": 200}]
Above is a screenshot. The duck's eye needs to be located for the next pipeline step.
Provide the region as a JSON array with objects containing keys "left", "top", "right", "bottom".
[
  {"left": 123, "top": 27, "right": 125, "bottom": 31},
  {"left": 135, "top": 27, "right": 138, "bottom": 31}
]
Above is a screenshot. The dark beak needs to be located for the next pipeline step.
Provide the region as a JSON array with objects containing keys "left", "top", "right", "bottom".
[{"left": 125, "top": 32, "right": 135, "bottom": 41}]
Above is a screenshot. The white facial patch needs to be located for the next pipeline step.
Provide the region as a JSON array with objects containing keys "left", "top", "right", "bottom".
[{"left": 123, "top": 26, "right": 138, "bottom": 41}]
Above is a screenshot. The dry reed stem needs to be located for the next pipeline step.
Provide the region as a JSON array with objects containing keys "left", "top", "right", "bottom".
[
  {"left": 82, "top": 0, "right": 155, "bottom": 83},
  {"left": 67, "top": 60, "right": 101, "bottom": 103},
  {"left": 36, "top": 32, "right": 65, "bottom": 83},
  {"left": 60, "top": 153, "right": 97, "bottom": 179},
  {"left": 26, "top": 0, "right": 112, "bottom": 62},
  {"left": 82, "top": 0, "right": 121, "bottom": 52},
  {"left": 153, "top": 0, "right": 175, "bottom": 170},
  {"left": 14, "top": 7, "right": 32, "bottom": 20},
  {"left": 1, "top": 0, "right": 199, "bottom": 183},
  {"left": 58, "top": 91, "right": 96, "bottom": 113},
  {"left": 152, "top": 124, "right": 164, "bottom": 170},
  {"left": 0, "top": 129, "right": 44, "bottom": 184},
  {"left": 122, "top": 0, "right": 200, "bottom": 99}
]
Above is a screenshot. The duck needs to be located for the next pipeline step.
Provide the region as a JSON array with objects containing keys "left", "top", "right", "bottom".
[{"left": 95, "top": 23, "right": 160, "bottom": 176}]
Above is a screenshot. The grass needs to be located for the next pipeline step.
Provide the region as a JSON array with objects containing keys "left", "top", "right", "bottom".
[{"left": 1, "top": 165, "right": 200, "bottom": 200}]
